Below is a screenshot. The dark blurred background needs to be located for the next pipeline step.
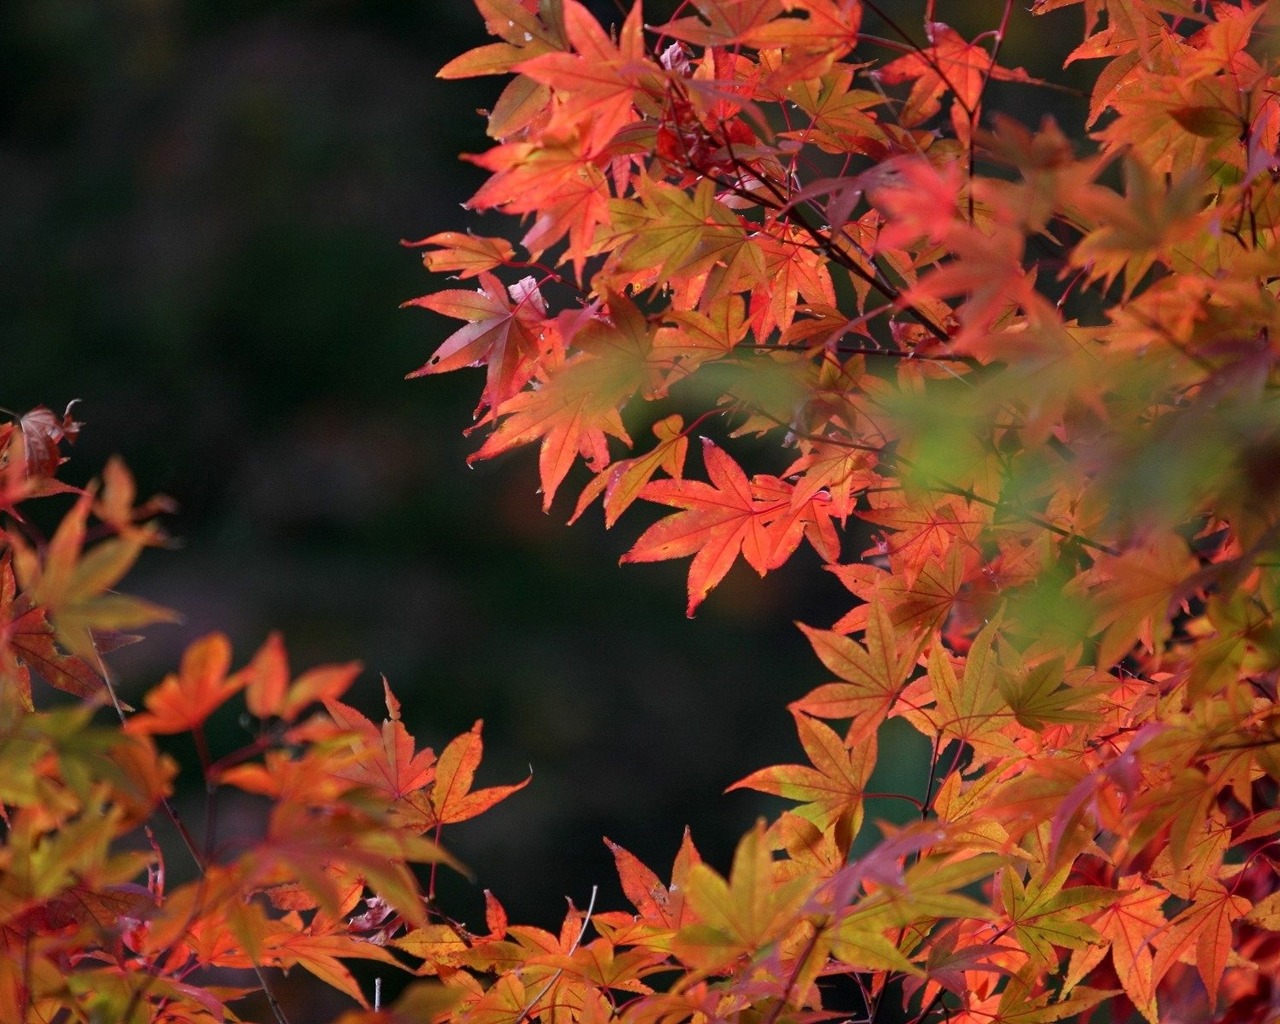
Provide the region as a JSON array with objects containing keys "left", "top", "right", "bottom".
[{"left": 1, "top": 0, "right": 1084, "bottom": 1016}]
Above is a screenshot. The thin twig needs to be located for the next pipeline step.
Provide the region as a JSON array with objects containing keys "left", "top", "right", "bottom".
[
  {"left": 512, "top": 885, "right": 600, "bottom": 1024},
  {"left": 93, "top": 649, "right": 293, "bottom": 1024}
]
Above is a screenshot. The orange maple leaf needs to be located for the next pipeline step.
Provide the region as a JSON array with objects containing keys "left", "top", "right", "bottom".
[
  {"left": 571, "top": 414, "right": 688, "bottom": 528},
  {"left": 791, "top": 596, "right": 923, "bottom": 743},
  {"left": 517, "top": 1, "right": 648, "bottom": 156},
  {"left": 428, "top": 720, "right": 531, "bottom": 827},
  {"left": 658, "top": 0, "right": 788, "bottom": 47},
  {"left": 729, "top": 709, "right": 877, "bottom": 838},
  {"left": 471, "top": 292, "right": 655, "bottom": 510},
  {"left": 594, "top": 829, "right": 703, "bottom": 946},
  {"left": 1150, "top": 879, "right": 1251, "bottom": 1007},
  {"left": 465, "top": 135, "right": 612, "bottom": 272},
  {"left": 1067, "top": 876, "right": 1167, "bottom": 1024},
  {"left": 236, "top": 631, "right": 361, "bottom": 723},
  {"left": 323, "top": 683, "right": 439, "bottom": 808},
  {"left": 127, "top": 633, "right": 245, "bottom": 736},
  {"left": 404, "top": 232, "right": 516, "bottom": 280}
]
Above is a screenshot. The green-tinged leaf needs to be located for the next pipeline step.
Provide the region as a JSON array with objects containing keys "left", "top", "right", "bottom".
[
  {"left": 674, "top": 821, "right": 813, "bottom": 968},
  {"left": 1000, "top": 866, "right": 1113, "bottom": 966},
  {"left": 792, "top": 597, "right": 922, "bottom": 741},
  {"left": 728, "top": 710, "right": 876, "bottom": 843}
]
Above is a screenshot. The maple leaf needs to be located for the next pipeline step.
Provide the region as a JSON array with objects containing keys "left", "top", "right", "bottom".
[
  {"left": 391, "top": 922, "right": 470, "bottom": 972},
  {"left": 464, "top": 135, "right": 611, "bottom": 272},
  {"left": 571, "top": 414, "right": 688, "bottom": 528},
  {"left": 858, "top": 492, "right": 986, "bottom": 588},
  {"left": 323, "top": 683, "right": 440, "bottom": 813},
  {"left": 472, "top": 0, "right": 566, "bottom": 51},
  {"left": 595, "top": 828, "right": 702, "bottom": 944},
  {"left": 829, "top": 852, "right": 1000, "bottom": 983},
  {"left": 952, "top": 968, "right": 1118, "bottom": 1024},
  {"left": 994, "top": 646, "right": 1108, "bottom": 731},
  {"left": 126, "top": 633, "right": 246, "bottom": 736},
  {"left": 903, "top": 220, "right": 1039, "bottom": 351},
  {"left": 516, "top": 1, "right": 648, "bottom": 156},
  {"left": 782, "top": 441, "right": 877, "bottom": 522},
  {"left": 1070, "top": 159, "right": 1204, "bottom": 297},
  {"left": 876, "top": 22, "right": 1034, "bottom": 145},
  {"left": 999, "top": 864, "right": 1113, "bottom": 967},
  {"left": 791, "top": 596, "right": 922, "bottom": 743},
  {"left": 471, "top": 291, "right": 655, "bottom": 510},
  {"left": 42, "top": 4, "right": 1273, "bottom": 1023},
  {"left": 404, "top": 271, "right": 546, "bottom": 413},
  {"left": 1150, "top": 879, "right": 1251, "bottom": 1006},
  {"left": 258, "top": 912, "right": 404, "bottom": 1008},
  {"left": 0, "top": 426, "right": 80, "bottom": 520},
  {"left": 235, "top": 631, "right": 361, "bottom": 723},
  {"left": 1065, "top": 876, "right": 1167, "bottom": 1024},
  {"left": 8, "top": 487, "right": 178, "bottom": 663},
  {"left": 748, "top": 225, "right": 837, "bottom": 340},
  {"left": 673, "top": 821, "right": 814, "bottom": 969},
  {"left": 729, "top": 709, "right": 876, "bottom": 844},
  {"left": 250, "top": 801, "right": 456, "bottom": 926},
  {"left": 404, "top": 231, "right": 516, "bottom": 280},
  {"left": 742, "top": 0, "right": 862, "bottom": 79},
  {"left": 652, "top": 294, "right": 749, "bottom": 382},
  {"left": 604, "top": 177, "right": 763, "bottom": 296},
  {"left": 829, "top": 910, "right": 923, "bottom": 976},
  {"left": 436, "top": 0, "right": 564, "bottom": 82},
  {"left": 0, "top": 553, "right": 104, "bottom": 707},
  {"left": 828, "top": 547, "right": 967, "bottom": 639},
  {"left": 17, "top": 402, "right": 82, "bottom": 478},
  {"left": 425, "top": 719, "right": 531, "bottom": 827},
  {"left": 1075, "top": 530, "right": 1198, "bottom": 667},
  {"left": 657, "top": 0, "right": 788, "bottom": 47},
  {"left": 622, "top": 438, "right": 832, "bottom": 616},
  {"left": 91, "top": 455, "right": 173, "bottom": 546},
  {"left": 914, "top": 624, "right": 1019, "bottom": 767}
]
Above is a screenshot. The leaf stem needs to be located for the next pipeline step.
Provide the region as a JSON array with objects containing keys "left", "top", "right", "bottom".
[{"left": 511, "top": 885, "right": 600, "bottom": 1024}]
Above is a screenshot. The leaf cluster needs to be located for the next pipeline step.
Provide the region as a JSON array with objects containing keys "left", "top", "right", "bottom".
[
  {"left": 0, "top": 414, "right": 527, "bottom": 1020},
  {"left": 402, "top": 1, "right": 1280, "bottom": 1022},
  {"left": 4, "top": 0, "right": 1280, "bottom": 1021}
]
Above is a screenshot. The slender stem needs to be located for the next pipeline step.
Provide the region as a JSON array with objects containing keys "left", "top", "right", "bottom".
[
  {"left": 759, "top": 917, "right": 828, "bottom": 1024},
  {"left": 741, "top": 165, "right": 955, "bottom": 344},
  {"left": 919, "top": 736, "right": 943, "bottom": 823},
  {"left": 428, "top": 820, "right": 445, "bottom": 902},
  {"left": 755, "top": 341, "right": 975, "bottom": 364},
  {"left": 692, "top": 133, "right": 955, "bottom": 344},
  {"left": 512, "top": 886, "right": 600, "bottom": 1024}
]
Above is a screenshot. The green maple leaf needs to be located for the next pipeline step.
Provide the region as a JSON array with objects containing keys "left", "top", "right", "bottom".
[
  {"left": 673, "top": 821, "right": 813, "bottom": 969},
  {"left": 1001, "top": 865, "right": 1113, "bottom": 966}
]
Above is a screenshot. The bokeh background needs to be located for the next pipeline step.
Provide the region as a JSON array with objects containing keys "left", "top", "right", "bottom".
[{"left": 1, "top": 0, "right": 1085, "bottom": 1016}]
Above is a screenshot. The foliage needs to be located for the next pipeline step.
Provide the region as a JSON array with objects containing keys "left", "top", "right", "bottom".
[
  {"left": 402, "top": 0, "right": 1280, "bottom": 1021},
  {"left": 0, "top": 413, "right": 528, "bottom": 1020},
  {"left": 3, "top": 0, "right": 1280, "bottom": 1022}
]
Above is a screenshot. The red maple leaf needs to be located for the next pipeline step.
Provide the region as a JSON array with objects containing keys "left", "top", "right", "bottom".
[
  {"left": 877, "top": 22, "right": 1033, "bottom": 144},
  {"left": 622, "top": 438, "right": 838, "bottom": 616},
  {"left": 404, "top": 272, "right": 549, "bottom": 412}
]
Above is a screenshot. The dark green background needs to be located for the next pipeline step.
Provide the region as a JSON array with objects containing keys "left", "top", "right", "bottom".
[{"left": 1, "top": 1, "right": 1084, "bottom": 1017}]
